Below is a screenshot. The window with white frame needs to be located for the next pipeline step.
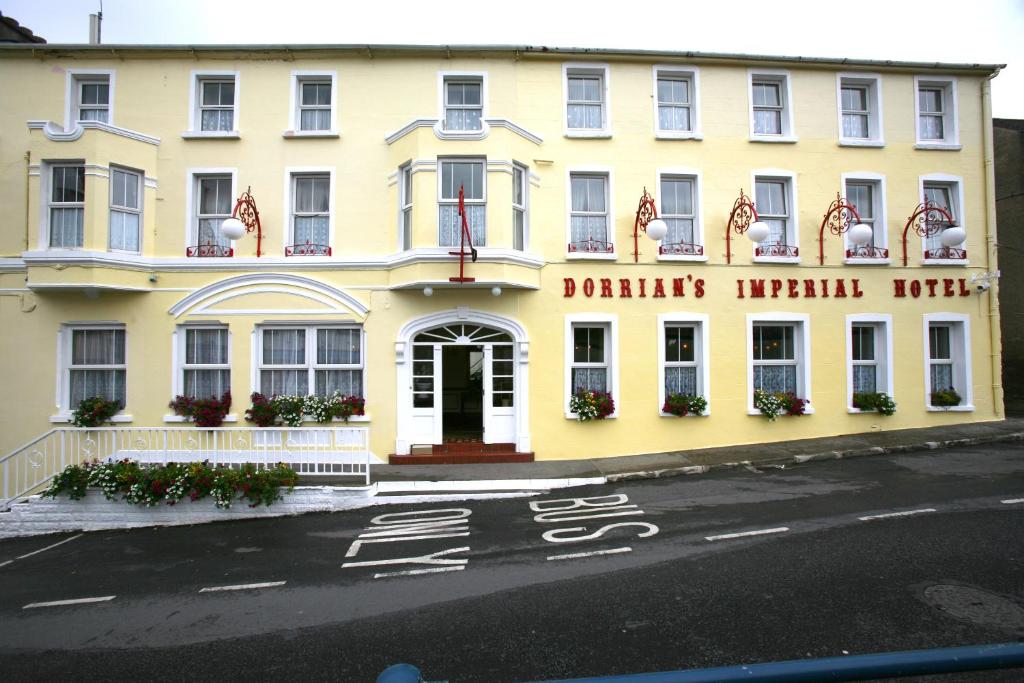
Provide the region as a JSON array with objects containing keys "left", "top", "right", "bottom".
[
  {"left": 49, "top": 164, "right": 85, "bottom": 248},
  {"left": 926, "top": 319, "right": 969, "bottom": 407},
  {"left": 838, "top": 75, "right": 882, "bottom": 144},
  {"left": 399, "top": 163, "right": 412, "bottom": 251},
  {"left": 181, "top": 326, "right": 230, "bottom": 398},
  {"left": 571, "top": 324, "right": 609, "bottom": 394},
  {"left": 754, "top": 177, "right": 796, "bottom": 255},
  {"left": 438, "top": 159, "right": 485, "bottom": 247},
  {"left": 917, "top": 78, "right": 957, "bottom": 145},
  {"left": 569, "top": 173, "right": 611, "bottom": 254},
  {"left": 750, "top": 73, "right": 792, "bottom": 138},
  {"left": 74, "top": 75, "right": 110, "bottom": 123},
  {"left": 65, "top": 326, "right": 126, "bottom": 410},
  {"left": 922, "top": 180, "right": 962, "bottom": 257},
  {"left": 289, "top": 174, "right": 331, "bottom": 254},
  {"left": 663, "top": 324, "right": 701, "bottom": 397},
  {"left": 565, "top": 66, "right": 607, "bottom": 132},
  {"left": 296, "top": 77, "right": 332, "bottom": 132},
  {"left": 513, "top": 163, "right": 527, "bottom": 250},
  {"left": 258, "top": 326, "right": 363, "bottom": 398},
  {"left": 443, "top": 77, "right": 483, "bottom": 131},
  {"left": 191, "top": 175, "right": 233, "bottom": 255},
  {"left": 751, "top": 323, "right": 800, "bottom": 395},
  {"left": 851, "top": 323, "right": 886, "bottom": 396},
  {"left": 197, "top": 77, "right": 235, "bottom": 132},
  {"left": 659, "top": 176, "right": 700, "bottom": 254},
  {"left": 655, "top": 69, "right": 695, "bottom": 134},
  {"left": 109, "top": 167, "right": 141, "bottom": 252},
  {"left": 844, "top": 179, "right": 886, "bottom": 258}
]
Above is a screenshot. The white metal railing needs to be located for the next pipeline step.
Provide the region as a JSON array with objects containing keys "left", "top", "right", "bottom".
[{"left": 1, "top": 426, "right": 371, "bottom": 510}]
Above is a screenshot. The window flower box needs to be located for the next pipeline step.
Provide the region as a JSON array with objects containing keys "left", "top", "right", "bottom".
[
  {"left": 569, "top": 390, "right": 615, "bottom": 421},
  {"left": 852, "top": 392, "right": 896, "bottom": 416},
  {"left": 662, "top": 393, "right": 708, "bottom": 417},
  {"left": 753, "top": 389, "right": 807, "bottom": 421}
]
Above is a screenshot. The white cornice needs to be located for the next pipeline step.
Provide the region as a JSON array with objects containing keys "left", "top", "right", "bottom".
[
  {"left": 385, "top": 117, "right": 543, "bottom": 146},
  {"left": 27, "top": 120, "right": 161, "bottom": 146},
  {"left": 0, "top": 258, "right": 28, "bottom": 273}
]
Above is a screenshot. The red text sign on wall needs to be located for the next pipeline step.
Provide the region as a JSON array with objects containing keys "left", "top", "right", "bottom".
[
  {"left": 563, "top": 276, "right": 705, "bottom": 299},
  {"left": 562, "top": 276, "right": 974, "bottom": 299}
]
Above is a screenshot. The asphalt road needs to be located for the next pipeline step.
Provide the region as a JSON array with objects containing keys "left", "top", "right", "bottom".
[{"left": 1, "top": 442, "right": 1023, "bottom": 682}]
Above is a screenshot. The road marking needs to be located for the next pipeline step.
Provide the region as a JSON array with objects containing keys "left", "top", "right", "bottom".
[
  {"left": 0, "top": 560, "right": 13, "bottom": 569},
  {"left": 16, "top": 534, "right": 83, "bottom": 560},
  {"left": 547, "top": 547, "right": 632, "bottom": 561},
  {"left": 858, "top": 508, "right": 937, "bottom": 521},
  {"left": 373, "top": 566, "right": 466, "bottom": 579},
  {"left": 23, "top": 595, "right": 115, "bottom": 609},
  {"left": 705, "top": 527, "right": 790, "bottom": 542},
  {"left": 1002, "top": 498, "right": 1024, "bottom": 505},
  {"left": 198, "top": 581, "right": 286, "bottom": 593}
]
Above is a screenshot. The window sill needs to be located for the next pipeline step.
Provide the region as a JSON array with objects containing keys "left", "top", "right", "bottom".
[
  {"left": 564, "top": 130, "right": 613, "bottom": 139},
  {"left": 657, "top": 254, "right": 708, "bottom": 263},
  {"left": 282, "top": 130, "right": 340, "bottom": 139},
  {"left": 747, "top": 405, "right": 815, "bottom": 416},
  {"left": 51, "top": 414, "right": 133, "bottom": 424},
  {"left": 838, "top": 139, "right": 885, "bottom": 148},
  {"left": 914, "top": 142, "right": 961, "bottom": 151},
  {"left": 847, "top": 407, "right": 889, "bottom": 414},
  {"left": 163, "top": 414, "right": 239, "bottom": 423},
  {"left": 564, "top": 412, "right": 618, "bottom": 420},
  {"left": 181, "top": 131, "right": 241, "bottom": 140},
  {"left": 566, "top": 252, "right": 617, "bottom": 261},
  {"left": 843, "top": 257, "right": 891, "bottom": 266},
  {"left": 926, "top": 405, "right": 975, "bottom": 412},
  {"left": 659, "top": 411, "right": 710, "bottom": 418},
  {"left": 752, "top": 255, "right": 801, "bottom": 265},
  {"left": 332, "top": 415, "right": 370, "bottom": 423},
  {"left": 749, "top": 135, "right": 798, "bottom": 144},
  {"left": 655, "top": 131, "right": 703, "bottom": 141},
  {"left": 921, "top": 258, "right": 969, "bottom": 266}
]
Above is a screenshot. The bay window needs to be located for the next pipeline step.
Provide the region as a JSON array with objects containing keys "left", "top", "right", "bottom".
[
  {"left": 513, "top": 163, "right": 527, "bottom": 251},
  {"left": 439, "top": 159, "right": 485, "bottom": 247},
  {"left": 109, "top": 167, "right": 142, "bottom": 253},
  {"left": 49, "top": 164, "right": 85, "bottom": 249}
]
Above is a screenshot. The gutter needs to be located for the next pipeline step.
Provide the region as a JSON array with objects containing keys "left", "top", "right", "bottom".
[{"left": 981, "top": 68, "right": 1004, "bottom": 417}]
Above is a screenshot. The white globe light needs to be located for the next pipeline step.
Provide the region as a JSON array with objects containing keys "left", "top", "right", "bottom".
[
  {"left": 221, "top": 217, "right": 246, "bottom": 241},
  {"left": 746, "top": 221, "right": 770, "bottom": 243},
  {"left": 491, "top": 287, "right": 502, "bottom": 297},
  {"left": 848, "top": 223, "right": 873, "bottom": 247},
  {"left": 940, "top": 226, "right": 966, "bottom": 248},
  {"left": 645, "top": 218, "right": 668, "bottom": 242},
  {"left": 423, "top": 286, "right": 433, "bottom": 297}
]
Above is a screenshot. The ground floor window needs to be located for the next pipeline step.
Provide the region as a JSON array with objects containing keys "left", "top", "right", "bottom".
[
  {"left": 847, "top": 315, "right": 892, "bottom": 408},
  {"left": 658, "top": 314, "right": 710, "bottom": 415},
  {"left": 748, "top": 314, "right": 810, "bottom": 411},
  {"left": 64, "top": 325, "right": 126, "bottom": 409},
  {"left": 565, "top": 315, "right": 618, "bottom": 417},
  {"left": 257, "top": 325, "right": 363, "bottom": 397},
  {"left": 179, "top": 325, "right": 230, "bottom": 398},
  {"left": 925, "top": 315, "right": 971, "bottom": 408}
]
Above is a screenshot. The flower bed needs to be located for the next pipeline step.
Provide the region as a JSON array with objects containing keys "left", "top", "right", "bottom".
[
  {"left": 569, "top": 390, "right": 615, "bottom": 421},
  {"left": 753, "top": 389, "right": 807, "bottom": 421}
]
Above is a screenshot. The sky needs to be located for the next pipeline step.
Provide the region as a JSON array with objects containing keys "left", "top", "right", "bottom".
[{"left": 3, "top": 0, "right": 1022, "bottom": 117}]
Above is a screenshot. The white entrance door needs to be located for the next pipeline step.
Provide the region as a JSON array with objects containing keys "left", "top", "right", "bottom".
[{"left": 483, "top": 343, "right": 515, "bottom": 443}]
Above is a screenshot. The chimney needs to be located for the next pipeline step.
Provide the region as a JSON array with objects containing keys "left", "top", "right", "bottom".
[{"left": 88, "top": 13, "right": 101, "bottom": 45}]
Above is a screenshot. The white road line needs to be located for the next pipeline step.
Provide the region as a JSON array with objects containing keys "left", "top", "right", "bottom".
[
  {"left": 858, "top": 508, "right": 937, "bottom": 521},
  {"left": 1002, "top": 498, "right": 1024, "bottom": 505},
  {"left": 0, "top": 560, "right": 13, "bottom": 569},
  {"left": 198, "top": 581, "right": 287, "bottom": 593},
  {"left": 373, "top": 566, "right": 466, "bottom": 579},
  {"left": 15, "top": 534, "right": 83, "bottom": 560},
  {"left": 23, "top": 595, "right": 115, "bottom": 609},
  {"left": 547, "top": 547, "right": 633, "bottom": 561},
  {"left": 705, "top": 527, "right": 790, "bottom": 542}
]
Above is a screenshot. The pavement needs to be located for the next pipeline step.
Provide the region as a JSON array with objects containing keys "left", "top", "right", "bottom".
[{"left": 332, "top": 417, "right": 1024, "bottom": 488}]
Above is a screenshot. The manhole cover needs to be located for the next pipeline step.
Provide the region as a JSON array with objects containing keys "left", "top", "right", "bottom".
[{"left": 922, "top": 584, "right": 1024, "bottom": 633}]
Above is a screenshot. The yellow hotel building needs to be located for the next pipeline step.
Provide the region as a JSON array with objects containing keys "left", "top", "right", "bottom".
[{"left": 0, "top": 43, "right": 1005, "bottom": 467}]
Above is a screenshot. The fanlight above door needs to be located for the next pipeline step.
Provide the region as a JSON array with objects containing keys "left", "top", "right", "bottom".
[{"left": 413, "top": 324, "right": 512, "bottom": 345}]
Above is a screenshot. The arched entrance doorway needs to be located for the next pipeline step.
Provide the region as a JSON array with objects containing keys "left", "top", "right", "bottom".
[{"left": 395, "top": 310, "right": 529, "bottom": 455}]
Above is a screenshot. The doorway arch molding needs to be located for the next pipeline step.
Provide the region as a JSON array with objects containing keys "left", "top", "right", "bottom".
[{"left": 396, "top": 307, "right": 529, "bottom": 363}]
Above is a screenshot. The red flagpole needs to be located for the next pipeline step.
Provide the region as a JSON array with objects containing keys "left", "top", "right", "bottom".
[{"left": 450, "top": 183, "right": 476, "bottom": 282}]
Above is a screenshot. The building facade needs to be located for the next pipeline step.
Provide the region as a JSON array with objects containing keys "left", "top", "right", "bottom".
[{"left": 0, "top": 44, "right": 1005, "bottom": 465}]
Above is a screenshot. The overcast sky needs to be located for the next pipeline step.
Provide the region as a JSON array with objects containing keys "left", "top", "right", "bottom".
[{"left": 3, "top": 0, "right": 1022, "bottom": 118}]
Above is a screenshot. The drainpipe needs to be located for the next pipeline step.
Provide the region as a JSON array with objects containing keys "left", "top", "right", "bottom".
[
  {"left": 24, "top": 151, "right": 31, "bottom": 252},
  {"left": 981, "top": 69, "right": 1003, "bottom": 417}
]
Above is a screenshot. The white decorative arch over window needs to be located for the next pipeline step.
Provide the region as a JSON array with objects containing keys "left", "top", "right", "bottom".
[{"left": 168, "top": 273, "right": 369, "bottom": 319}]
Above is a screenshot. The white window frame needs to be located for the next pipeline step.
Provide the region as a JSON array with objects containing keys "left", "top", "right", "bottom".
[
  {"left": 914, "top": 76, "right": 960, "bottom": 149},
  {"left": 437, "top": 157, "right": 487, "bottom": 247},
  {"left": 287, "top": 70, "right": 338, "bottom": 137},
  {"left": 923, "top": 313, "right": 973, "bottom": 411},
  {"left": 748, "top": 69, "right": 796, "bottom": 142},
  {"left": 64, "top": 69, "right": 115, "bottom": 129},
  {"left": 399, "top": 162, "right": 413, "bottom": 251},
  {"left": 564, "top": 314, "right": 619, "bottom": 419},
  {"left": 438, "top": 72, "right": 487, "bottom": 133},
  {"left": 845, "top": 314, "right": 894, "bottom": 412},
  {"left": 254, "top": 324, "right": 366, "bottom": 400},
  {"left": 656, "top": 168, "right": 706, "bottom": 262},
  {"left": 566, "top": 166, "right": 615, "bottom": 260},
  {"left": 652, "top": 65, "right": 701, "bottom": 140},
  {"left": 836, "top": 73, "right": 884, "bottom": 147},
  {"left": 751, "top": 169, "right": 800, "bottom": 263},
  {"left": 658, "top": 314, "right": 711, "bottom": 417},
  {"left": 282, "top": 167, "right": 335, "bottom": 255},
  {"left": 46, "top": 162, "right": 86, "bottom": 250},
  {"left": 919, "top": 173, "right": 967, "bottom": 265},
  {"left": 841, "top": 172, "right": 889, "bottom": 264},
  {"left": 108, "top": 165, "right": 143, "bottom": 254},
  {"left": 184, "top": 168, "right": 237, "bottom": 256},
  {"left": 53, "top": 322, "right": 130, "bottom": 422},
  {"left": 746, "top": 313, "right": 813, "bottom": 415},
  {"left": 513, "top": 162, "right": 529, "bottom": 251},
  {"left": 563, "top": 63, "right": 612, "bottom": 138},
  {"left": 185, "top": 70, "right": 240, "bottom": 137}
]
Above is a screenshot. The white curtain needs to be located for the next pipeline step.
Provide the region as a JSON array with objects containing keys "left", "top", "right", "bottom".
[
  {"left": 50, "top": 208, "right": 84, "bottom": 248},
  {"left": 315, "top": 369, "right": 362, "bottom": 398},
  {"left": 572, "top": 368, "right": 607, "bottom": 393},
  {"left": 263, "top": 329, "right": 305, "bottom": 365},
  {"left": 665, "top": 367, "right": 697, "bottom": 396},
  {"left": 753, "top": 365, "right": 796, "bottom": 394},
  {"left": 109, "top": 210, "right": 140, "bottom": 251},
  {"left": 439, "top": 205, "right": 485, "bottom": 247},
  {"left": 317, "top": 329, "right": 360, "bottom": 365},
  {"left": 567, "top": 76, "right": 602, "bottom": 128}
]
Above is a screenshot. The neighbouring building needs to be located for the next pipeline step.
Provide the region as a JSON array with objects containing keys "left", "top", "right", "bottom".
[
  {"left": 994, "top": 118, "right": 1023, "bottom": 412},
  {"left": 0, "top": 43, "right": 1005, "bottom": 475}
]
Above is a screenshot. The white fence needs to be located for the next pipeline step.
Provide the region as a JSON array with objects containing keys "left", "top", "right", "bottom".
[{"left": 1, "top": 426, "right": 371, "bottom": 510}]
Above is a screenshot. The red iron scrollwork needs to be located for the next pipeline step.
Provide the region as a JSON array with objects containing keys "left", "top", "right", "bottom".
[
  {"left": 818, "top": 192, "right": 863, "bottom": 265},
  {"left": 632, "top": 187, "right": 659, "bottom": 263},
  {"left": 186, "top": 243, "right": 234, "bottom": 258},
  {"left": 285, "top": 242, "right": 332, "bottom": 256},
  {"left": 755, "top": 243, "right": 800, "bottom": 258},
  {"left": 658, "top": 242, "right": 704, "bottom": 256},
  {"left": 900, "top": 200, "right": 956, "bottom": 266},
  {"left": 231, "top": 186, "right": 264, "bottom": 258},
  {"left": 568, "top": 239, "right": 615, "bottom": 254},
  {"left": 725, "top": 189, "right": 759, "bottom": 264}
]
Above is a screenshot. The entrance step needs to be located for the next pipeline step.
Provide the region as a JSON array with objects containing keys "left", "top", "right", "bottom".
[
  {"left": 388, "top": 450, "right": 535, "bottom": 465},
  {"left": 435, "top": 441, "right": 516, "bottom": 454}
]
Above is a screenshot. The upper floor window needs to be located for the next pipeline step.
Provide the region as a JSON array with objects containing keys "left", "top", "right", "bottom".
[
  {"left": 258, "top": 326, "right": 364, "bottom": 398},
  {"left": 288, "top": 174, "right": 332, "bottom": 256},
  {"left": 844, "top": 176, "right": 888, "bottom": 261},
  {"left": 399, "top": 163, "right": 413, "bottom": 251},
  {"left": 838, "top": 74, "right": 883, "bottom": 145},
  {"left": 49, "top": 164, "right": 85, "bottom": 249},
  {"left": 654, "top": 67, "right": 699, "bottom": 137},
  {"left": 915, "top": 77, "right": 959, "bottom": 148},
  {"left": 298, "top": 78, "right": 332, "bottom": 132},
  {"left": 754, "top": 175, "right": 799, "bottom": 259},
  {"left": 76, "top": 76, "right": 110, "bottom": 123},
  {"left": 922, "top": 178, "right": 964, "bottom": 260},
  {"left": 564, "top": 64, "right": 610, "bottom": 136},
  {"left": 188, "top": 174, "right": 233, "bottom": 257},
  {"left": 513, "top": 163, "right": 527, "bottom": 250},
  {"left": 658, "top": 175, "right": 703, "bottom": 257},
  {"left": 439, "top": 159, "right": 485, "bottom": 247},
  {"left": 568, "top": 172, "right": 612, "bottom": 255},
  {"left": 749, "top": 71, "right": 794, "bottom": 140},
  {"left": 193, "top": 75, "right": 237, "bottom": 133},
  {"left": 109, "top": 167, "right": 142, "bottom": 253},
  {"left": 443, "top": 77, "right": 483, "bottom": 131}
]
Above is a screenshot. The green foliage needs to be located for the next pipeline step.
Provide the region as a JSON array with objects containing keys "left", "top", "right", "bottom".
[
  {"left": 71, "top": 396, "right": 120, "bottom": 427},
  {"left": 168, "top": 391, "right": 232, "bottom": 427},
  {"left": 272, "top": 395, "right": 307, "bottom": 427},
  {"left": 753, "top": 389, "right": 807, "bottom": 421},
  {"left": 662, "top": 393, "right": 708, "bottom": 417},
  {"left": 245, "top": 392, "right": 277, "bottom": 426},
  {"left": 852, "top": 392, "right": 897, "bottom": 416},
  {"left": 569, "top": 390, "right": 615, "bottom": 421},
  {"left": 930, "top": 388, "right": 962, "bottom": 408}
]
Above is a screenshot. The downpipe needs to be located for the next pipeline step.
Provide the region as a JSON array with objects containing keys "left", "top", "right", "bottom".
[{"left": 982, "top": 69, "right": 1004, "bottom": 417}]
